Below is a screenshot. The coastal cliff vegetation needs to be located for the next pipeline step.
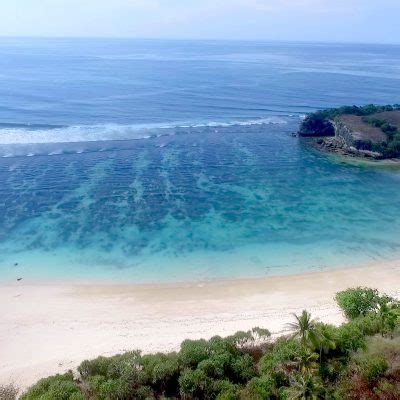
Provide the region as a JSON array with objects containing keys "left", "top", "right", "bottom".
[
  {"left": 6, "top": 287, "right": 400, "bottom": 400},
  {"left": 299, "top": 104, "right": 400, "bottom": 158}
]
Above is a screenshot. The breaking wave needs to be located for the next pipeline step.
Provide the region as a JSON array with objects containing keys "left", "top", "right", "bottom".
[{"left": 0, "top": 117, "right": 289, "bottom": 145}]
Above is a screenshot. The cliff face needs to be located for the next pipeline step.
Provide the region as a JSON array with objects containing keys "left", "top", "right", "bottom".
[{"left": 332, "top": 117, "right": 356, "bottom": 148}]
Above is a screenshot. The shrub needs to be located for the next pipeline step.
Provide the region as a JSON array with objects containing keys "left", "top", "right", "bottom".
[
  {"left": 353, "top": 139, "right": 373, "bottom": 150},
  {"left": 179, "top": 368, "right": 209, "bottom": 398},
  {"left": 381, "top": 122, "right": 397, "bottom": 133},
  {"left": 239, "top": 375, "right": 276, "bottom": 399},
  {"left": 335, "top": 319, "right": 367, "bottom": 355},
  {"left": 141, "top": 352, "right": 180, "bottom": 395},
  {"left": 198, "top": 353, "right": 230, "bottom": 379},
  {"left": 87, "top": 373, "right": 153, "bottom": 400},
  {"left": 78, "top": 351, "right": 141, "bottom": 380},
  {"left": 87, "top": 375, "right": 122, "bottom": 400},
  {"left": 227, "top": 327, "right": 271, "bottom": 350},
  {"left": 387, "top": 136, "right": 400, "bottom": 155},
  {"left": 78, "top": 356, "right": 111, "bottom": 379},
  {"left": 179, "top": 339, "right": 210, "bottom": 368},
  {"left": 78, "top": 351, "right": 155, "bottom": 400},
  {"left": 260, "top": 337, "right": 300, "bottom": 375},
  {"left": 231, "top": 354, "right": 255, "bottom": 382},
  {"left": 88, "top": 361, "right": 149, "bottom": 399},
  {"left": 362, "top": 117, "right": 386, "bottom": 127},
  {"left": 358, "top": 355, "right": 388, "bottom": 381},
  {"left": 214, "top": 380, "right": 239, "bottom": 400},
  {"left": 21, "top": 372, "right": 84, "bottom": 400},
  {"left": 374, "top": 378, "right": 400, "bottom": 398}
]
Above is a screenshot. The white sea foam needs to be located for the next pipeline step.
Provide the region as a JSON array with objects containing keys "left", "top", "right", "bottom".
[{"left": 0, "top": 117, "right": 288, "bottom": 145}]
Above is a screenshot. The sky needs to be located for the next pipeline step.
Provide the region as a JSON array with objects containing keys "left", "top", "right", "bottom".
[{"left": 0, "top": 0, "right": 400, "bottom": 43}]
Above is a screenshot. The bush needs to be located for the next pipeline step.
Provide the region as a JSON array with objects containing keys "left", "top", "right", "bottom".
[
  {"left": 87, "top": 373, "right": 153, "bottom": 400},
  {"left": 178, "top": 335, "right": 256, "bottom": 398},
  {"left": 239, "top": 375, "right": 276, "bottom": 399},
  {"left": 335, "top": 319, "right": 367, "bottom": 355},
  {"left": 78, "top": 350, "right": 141, "bottom": 380},
  {"left": 387, "top": 136, "right": 400, "bottom": 155},
  {"left": 214, "top": 381, "right": 239, "bottom": 400},
  {"left": 353, "top": 139, "right": 373, "bottom": 150},
  {"left": 374, "top": 378, "right": 400, "bottom": 398},
  {"left": 21, "top": 372, "right": 84, "bottom": 400},
  {"left": 358, "top": 355, "right": 388, "bottom": 381},
  {"left": 141, "top": 352, "right": 180, "bottom": 395},
  {"left": 260, "top": 337, "right": 300, "bottom": 375},
  {"left": 179, "top": 368, "right": 209, "bottom": 398},
  {"left": 227, "top": 327, "right": 271, "bottom": 350},
  {"left": 88, "top": 361, "right": 149, "bottom": 399},
  {"left": 179, "top": 339, "right": 210, "bottom": 368}
]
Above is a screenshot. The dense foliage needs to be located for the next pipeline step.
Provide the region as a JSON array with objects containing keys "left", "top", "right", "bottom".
[
  {"left": 15, "top": 288, "right": 400, "bottom": 399},
  {"left": 307, "top": 104, "right": 400, "bottom": 120},
  {"left": 361, "top": 116, "right": 400, "bottom": 156},
  {"left": 299, "top": 104, "right": 400, "bottom": 157}
]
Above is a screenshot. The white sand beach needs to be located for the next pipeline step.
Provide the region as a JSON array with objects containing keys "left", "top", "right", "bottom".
[{"left": 1, "top": 261, "right": 399, "bottom": 391}]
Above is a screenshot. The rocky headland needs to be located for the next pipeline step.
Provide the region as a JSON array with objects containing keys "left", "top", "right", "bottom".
[{"left": 299, "top": 105, "right": 400, "bottom": 159}]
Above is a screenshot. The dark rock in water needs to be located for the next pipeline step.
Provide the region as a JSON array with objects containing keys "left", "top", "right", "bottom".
[
  {"left": 14, "top": 262, "right": 19, "bottom": 267},
  {"left": 299, "top": 114, "right": 335, "bottom": 137}
]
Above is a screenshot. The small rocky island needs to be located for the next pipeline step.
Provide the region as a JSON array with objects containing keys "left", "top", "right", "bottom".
[{"left": 299, "top": 104, "right": 400, "bottom": 159}]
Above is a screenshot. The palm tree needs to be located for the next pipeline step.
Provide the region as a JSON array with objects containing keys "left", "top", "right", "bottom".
[
  {"left": 294, "top": 348, "right": 319, "bottom": 374},
  {"left": 314, "top": 323, "right": 336, "bottom": 361},
  {"left": 287, "top": 310, "right": 318, "bottom": 348},
  {"left": 376, "top": 300, "right": 399, "bottom": 337},
  {"left": 286, "top": 372, "right": 323, "bottom": 400}
]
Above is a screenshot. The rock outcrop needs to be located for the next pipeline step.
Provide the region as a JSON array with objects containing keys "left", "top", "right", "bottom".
[{"left": 299, "top": 108, "right": 400, "bottom": 159}]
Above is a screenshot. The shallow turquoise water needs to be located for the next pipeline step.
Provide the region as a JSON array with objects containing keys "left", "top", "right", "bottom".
[
  {"left": 1, "top": 123, "right": 400, "bottom": 282},
  {"left": 0, "top": 39, "right": 400, "bottom": 282}
]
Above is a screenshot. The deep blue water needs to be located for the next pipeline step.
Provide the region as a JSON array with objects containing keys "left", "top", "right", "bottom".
[{"left": 1, "top": 38, "right": 400, "bottom": 282}]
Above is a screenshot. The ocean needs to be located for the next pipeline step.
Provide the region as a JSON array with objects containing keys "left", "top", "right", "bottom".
[{"left": 1, "top": 38, "right": 400, "bottom": 282}]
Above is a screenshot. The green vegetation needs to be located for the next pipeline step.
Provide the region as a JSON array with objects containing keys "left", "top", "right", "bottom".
[
  {"left": 335, "top": 287, "right": 382, "bottom": 320},
  {"left": 20, "top": 288, "right": 400, "bottom": 399},
  {"left": 361, "top": 116, "right": 400, "bottom": 156},
  {"left": 304, "top": 104, "right": 400, "bottom": 122},
  {"left": 20, "top": 373, "right": 84, "bottom": 400},
  {"left": 299, "top": 104, "right": 400, "bottom": 157}
]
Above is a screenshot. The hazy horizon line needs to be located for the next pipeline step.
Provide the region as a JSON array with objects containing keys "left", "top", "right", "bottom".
[{"left": 0, "top": 35, "right": 399, "bottom": 47}]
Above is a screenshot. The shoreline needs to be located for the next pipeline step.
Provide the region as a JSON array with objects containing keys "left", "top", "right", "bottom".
[
  {"left": 1, "top": 260, "right": 400, "bottom": 391},
  {"left": 301, "top": 137, "right": 400, "bottom": 167}
]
